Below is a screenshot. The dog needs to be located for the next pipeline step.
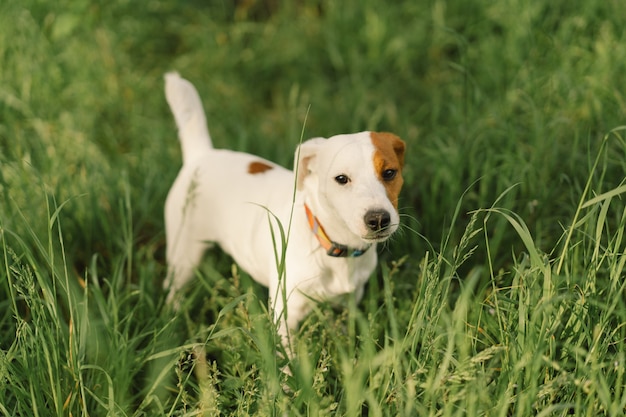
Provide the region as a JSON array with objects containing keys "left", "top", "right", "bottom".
[{"left": 163, "top": 72, "right": 405, "bottom": 348}]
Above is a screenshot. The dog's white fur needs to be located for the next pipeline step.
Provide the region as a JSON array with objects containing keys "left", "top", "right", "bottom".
[{"left": 163, "top": 72, "right": 405, "bottom": 344}]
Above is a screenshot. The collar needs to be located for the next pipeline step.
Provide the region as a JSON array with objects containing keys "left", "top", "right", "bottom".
[{"left": 304, "top": 204, "right": 371, "bottom": 257}]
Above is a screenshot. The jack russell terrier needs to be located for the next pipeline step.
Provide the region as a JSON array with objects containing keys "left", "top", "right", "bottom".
[{"left": 163, "top": 72, "right": 405, "bottom": 347}]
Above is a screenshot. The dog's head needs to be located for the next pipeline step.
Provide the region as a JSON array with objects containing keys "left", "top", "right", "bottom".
[{"left": 295, "top": 131, "right": 405, "bottom": 248}]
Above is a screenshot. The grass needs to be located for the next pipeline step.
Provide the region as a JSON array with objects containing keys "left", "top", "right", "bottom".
[{"left": 2, "top": 0, "right": 626, "bottom": 415}]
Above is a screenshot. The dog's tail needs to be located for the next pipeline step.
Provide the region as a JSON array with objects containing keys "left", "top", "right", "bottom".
[{"left": 164, "top": 72, "right": 213, "bottom": 164}]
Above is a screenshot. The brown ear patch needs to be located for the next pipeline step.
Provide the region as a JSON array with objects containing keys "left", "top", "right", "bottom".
[
  {"left": 370, "top": 132, "right": 406, "bottom": 209},
  {"left": 248, "top": 160, "right": 274, "bottom": 174}
]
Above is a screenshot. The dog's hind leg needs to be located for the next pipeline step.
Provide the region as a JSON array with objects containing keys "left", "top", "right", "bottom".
[
  {"left": 164, "top": 184, "right": 211, "bottom": 305},
  {"left": 164, "top": 235, "right": 209, "bottom": 305}
]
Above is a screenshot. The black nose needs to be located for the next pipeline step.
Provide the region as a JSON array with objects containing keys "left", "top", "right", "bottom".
[{"left": 364, "top": 210, "right": 391, "bottom": 232}]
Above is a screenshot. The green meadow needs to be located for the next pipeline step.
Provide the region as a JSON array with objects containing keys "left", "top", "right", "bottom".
[{"left": 2, "top": 0, "right": 626, "bottom": 415}]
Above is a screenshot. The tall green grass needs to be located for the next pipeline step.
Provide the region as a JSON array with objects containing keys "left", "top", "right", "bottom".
[{"left": 2, "top": 0, "right": 626, "bottom": 415}]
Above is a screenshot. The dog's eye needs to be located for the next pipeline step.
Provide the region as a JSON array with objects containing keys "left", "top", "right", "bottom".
[
  {"left": 334, "top": 174, "right": 350, "bottom": 185},
  {"left": 382, "top": 169, "right": 397, "bottom": 181}
]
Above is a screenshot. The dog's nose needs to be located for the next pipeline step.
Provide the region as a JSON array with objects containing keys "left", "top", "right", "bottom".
[{"left": 364, "top": 209, "right": 391, "bottom": 232}]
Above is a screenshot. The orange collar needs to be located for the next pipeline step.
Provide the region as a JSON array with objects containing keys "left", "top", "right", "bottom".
[{"left": 304, "top": 204, "right": 371, "bottom": 257}]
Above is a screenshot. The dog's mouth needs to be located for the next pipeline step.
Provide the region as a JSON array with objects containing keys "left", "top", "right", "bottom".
[{"left": 363, "top": 231, "right": 393, "bottom": 243}]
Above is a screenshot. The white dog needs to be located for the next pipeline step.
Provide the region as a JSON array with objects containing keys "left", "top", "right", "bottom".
[{"left": 163, "top": 72, "right": 405, "bottom": 346}]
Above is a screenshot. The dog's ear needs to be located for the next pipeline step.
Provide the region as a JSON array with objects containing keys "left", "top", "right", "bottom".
[
  {"left": 390, "top": 134, "right": 406, "bottom": 168},
  {"left": 374, "top": 132, "right": 406, "bottom": 168},
  {"left": 295, "top": 137, "right": 325, "bottom": 190}
]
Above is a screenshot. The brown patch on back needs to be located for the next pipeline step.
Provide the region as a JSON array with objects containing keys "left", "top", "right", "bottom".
[
  {"left": 370, "top": 132, "right": 406, "bottom": 208},
  {"left": 248, "top": 160, "right": 274, "bottom": 174}
]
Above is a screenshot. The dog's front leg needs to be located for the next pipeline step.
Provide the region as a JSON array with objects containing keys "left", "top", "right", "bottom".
[{"left": 270, "top": 287, "right": 311, "bottom": 356}]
